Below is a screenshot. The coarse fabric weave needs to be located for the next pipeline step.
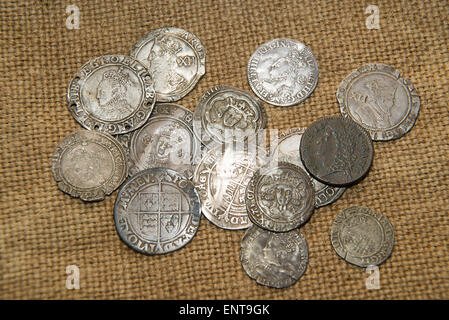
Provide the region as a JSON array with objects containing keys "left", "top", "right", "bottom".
[{"left": 1, "top": 0, "right": 448, "bottom": 299}]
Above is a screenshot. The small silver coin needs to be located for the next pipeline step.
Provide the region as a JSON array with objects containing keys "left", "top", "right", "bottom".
[
  {"left": 193, "top": 85, "right": 267, "bottom": 149},
  {"left": 331, "top": 206, "right": 395, "bottom": 267},
  {"left": 272, "top": 128, "right": 346, "bottom": 207},
  {"left": 114, "top": 168, "right": 201, "bottom": 255},
  {"left": 193, "top": 144, "right": 268, "bottom": 230},
  {"left": 128, "top": 103, "right": 201, "bottom": 179},
  {"left": 246, "top": 161, "right": 315, "bottom": 232},
  {"left": 247, "top": 38, "right": 318, "bottom": 107},
  {"left": 67, "top": 55, "right": 156, "bottom": 135},
  {"left": 337, "top": 63, "right": 420, "bottom": 141},
  {"left": 240, "top": 225, "right": 308, "bottom": 288},
  {"left": 51, "top": 130, "right": 128, "bottom": 201},
  {"left": 130, "top": 27, "right": 206, "bottom": 102}
]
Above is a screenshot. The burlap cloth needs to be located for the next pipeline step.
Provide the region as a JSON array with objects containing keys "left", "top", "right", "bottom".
[{"left": 1, "top": 0, "right": 448, "bottom": 299}]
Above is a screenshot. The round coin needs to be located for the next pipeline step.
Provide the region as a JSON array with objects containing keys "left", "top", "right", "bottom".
[
  {"left": 246, "top": 162, "right": 315, "bottom": 232},
  {"left": 67, "top": 55, "right": 156, "bottom": 135},
  {"left": 130, "top": 27, "right": 206, "bottom": 102},
  {"left": 337, "top": 64, "right": 420, "bottom": 141},
  {"left": 300, "top": 116, "right": 374, "bottom": 186},
  {"left": 240, "top": 225, "right": 308, "bottom": 288},
  {"left": 51, "top": 130, "right": 128, "bottom": 201},
  {"left": 193, "top": 85, "right": 267, "bottom": 149},
  {"left": 331, "top": 206, "right": 395, "bottom": 267},
  {"left": 114, "top": 168, "right": 201, "bottom": 254},
  {"left": 247, "top": 39, "right": 318, "bottom": 106},
  {"left": 272, "top": 128, "right": 346, "bottom": 207},
  {"left": 128, "top": 103, "right": 201, "bottom": 179}
]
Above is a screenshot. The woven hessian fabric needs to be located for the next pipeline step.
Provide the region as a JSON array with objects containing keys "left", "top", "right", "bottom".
[{"left": 1, "top": 0, "right": 448, "bottom": 299}]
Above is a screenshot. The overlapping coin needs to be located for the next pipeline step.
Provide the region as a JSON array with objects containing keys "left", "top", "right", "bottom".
[
  {"left": 337, "top": 64, "right": 420, "bottom": 141},
  {"left": 331, "top": 206, "right": 395, "bottom": 267},
  {"left": 130, "top": 27, "right": 206, "bottom": 102},
  {"left": 114, "top": 168, "right": 201, "bottom": 255},
  {"left": 300, "top": 116, "right": 374, "bottom": 186},
  {"left": 51, "top": 130, "right": 128, "bottom": 201},
  {"left": 248, "top": 38, "right": 318, "bottom": 106},
  {"left": 240, "top": 225, "right": 308, "bottom": 288},
  {"left": 67, "top": 55, "right": 156, "bottom": 135}
]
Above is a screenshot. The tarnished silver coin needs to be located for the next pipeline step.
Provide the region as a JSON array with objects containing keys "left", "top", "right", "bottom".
[
  {"left": 193, "top": 145, "right": 267, "bottom": 230},
  {"left": 337, "top": 64, "right": 420, "bottom": 141},
  {"left": 246, "top": 162, "right": 315, "bottom": 232},
  {"left": 51, "top": 130, "right": 128, "bottom": 201},
  {"left": 128, "top": 103, "right": 201, "bottom": 179},
  {"left": 130, "top": 27, "right": 206, "bottom": 102},
  {"left": 300, "top": 116, "right": 374, "bottom": 186},
  {"left": 331, "top": 206, "right": 395, "bottom": 267},
  {"left": 247, "top": 39, "right": 318, "bottom": 107},
  {"left": 114, "top": 168, "right": 201, "bottom": 255},
  {"left": 193, "top": 85, "right": 267, "bottom": 149},
  {"left": 272, "top": 128, "right": 346, "bottom": 207},
  {"left": 67, "top": 55, "right": 156, "bottom": 135},
  {"left": 240, "top": 225, "right": 308, "bottom": 288}
]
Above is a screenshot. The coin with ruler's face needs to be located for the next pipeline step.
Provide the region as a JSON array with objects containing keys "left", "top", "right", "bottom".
[
  {"left": 300, "top": 117, "right": 374, "bottom": 186},
  {"left": 130, "top": 27, "right": 206, "bottom": 102},
  {"left": 247, "top": 39, "right": 318, "bottom": 107},
  {"left": 246, "top": 162, "right": 315, "bottom": 232},
  {"left": 128, "top": 103, "right": 201, "bottom": 179},
  {"left": 272, "top": 128, "right": 346, "bottom": 207},
  {"left": 51, "top": 130, "right": 128, "bottom": 201},
  {"left": 193, "top": 145, "right": 268, "bottom": 230},
  {"left": 114, "top": 168, "right": 201, "bottom": 254},
  {"left": 331, "top": 206, "right": 395, "bottom": 267},
  {"left": 67, "top": 55, "right": 156, "bottom": 135},
  {"left": 193, "top": 85, "right": 267, "bottom": 149},
  {"left": 240, "top": 225, "right": 308, "bottom": 288},
  {"left": 337, "top": 64, "right": 420, "bottom": 141}
]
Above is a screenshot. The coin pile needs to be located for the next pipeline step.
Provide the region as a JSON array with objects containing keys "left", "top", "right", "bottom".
[{"left": 52, "top": 31, "right": 419, "bottom": 289}]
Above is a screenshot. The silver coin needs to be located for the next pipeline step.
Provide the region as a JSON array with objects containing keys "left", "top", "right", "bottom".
[
  {"left": 192, "top": 145, "right": 267, "bottom": 230},
  {"left": 193, "top": 85, "right": 267, "bottom": 149},
  {"left": 114, "top": 168, "right": 201, "bottom": 254},
  {"left": 67, "top": 55, "right": 156, "bottom": 135},
  {"left": 331, "top": 206, "right": 395, "bottom": 267},
  {"left": 130, "top": 27, "right": 206, "bottom": 102},
  {"left": 246, "top": 161, "right": 315, "bottom": 232},
  {"left": 272, "top": 128, "right": 346, "bottom": 207},
  {"left": 128, "top": 103, "right": 201, "bottom": 179},
  {"left": 247, "top": 39, "right": 318, "bottom": 107},
  {"left": 240, "top": 225, "right": 308, "bottom": 288},
  {"left": 337, "top": 63, "right": 420, "bottom": 141},
  {"left": 51, "top": 130, "right": 128, "bottom": 201}
]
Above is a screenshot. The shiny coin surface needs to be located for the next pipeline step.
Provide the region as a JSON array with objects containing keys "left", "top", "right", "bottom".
[
  {"left": 130, "top": 27, "right": 206, "bottom": 102},
  {"left": 128, "top": 103, "right": 201, "bottom": 179},
  {"left": 246, "top": 162, "right": 315, "bottom": 232},
  {"left": 51, "top": 130, "right": 128, "bottom": 201},
  {"left": 193, "top": 85, "right": 267, "bottom": 149},
  {"left": 247, "top": 39, "right": 318, "bottom": 107},
  {"left": 273, "top": 128, "right": 346, "bottom": 207},
  {"left": 331, "top": 206, "right": 395, "bottom": 267},
  {"left": 114, "top": 168, "right": 201, "bottom": 255},
  {"left": 193, "top": 145, "right": 267, "bottom": 230},
  {"left": 337, "top": 64, "right": 420, "bottom": 141},
  {"left": 67, "top": 55, "right": 156, "bottom": 135},
  {"left": 300, "top": 116, "right": 374, "bottom": 186},
  {"left": 240, "top": 225, "right": 308, "bottom": 288}
]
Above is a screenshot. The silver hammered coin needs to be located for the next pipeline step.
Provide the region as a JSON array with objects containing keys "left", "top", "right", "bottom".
[
  {"left": 130, "top": 27, "right": 206, "bottom": 102},
  {"left": 240, "top": 225, "right": 308, "bottom": 288},
  {"left": 337, "top": 63, "right": 420, "bottom": 141},
  {"left": 114, "top": 168, "right": 201, "bottom": 255},
  {"left": 67, "top": 55, "right": 156, "bottom": 135},
  {"left": 247, "top": 39, "right": 319, "bottom": 107}
]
